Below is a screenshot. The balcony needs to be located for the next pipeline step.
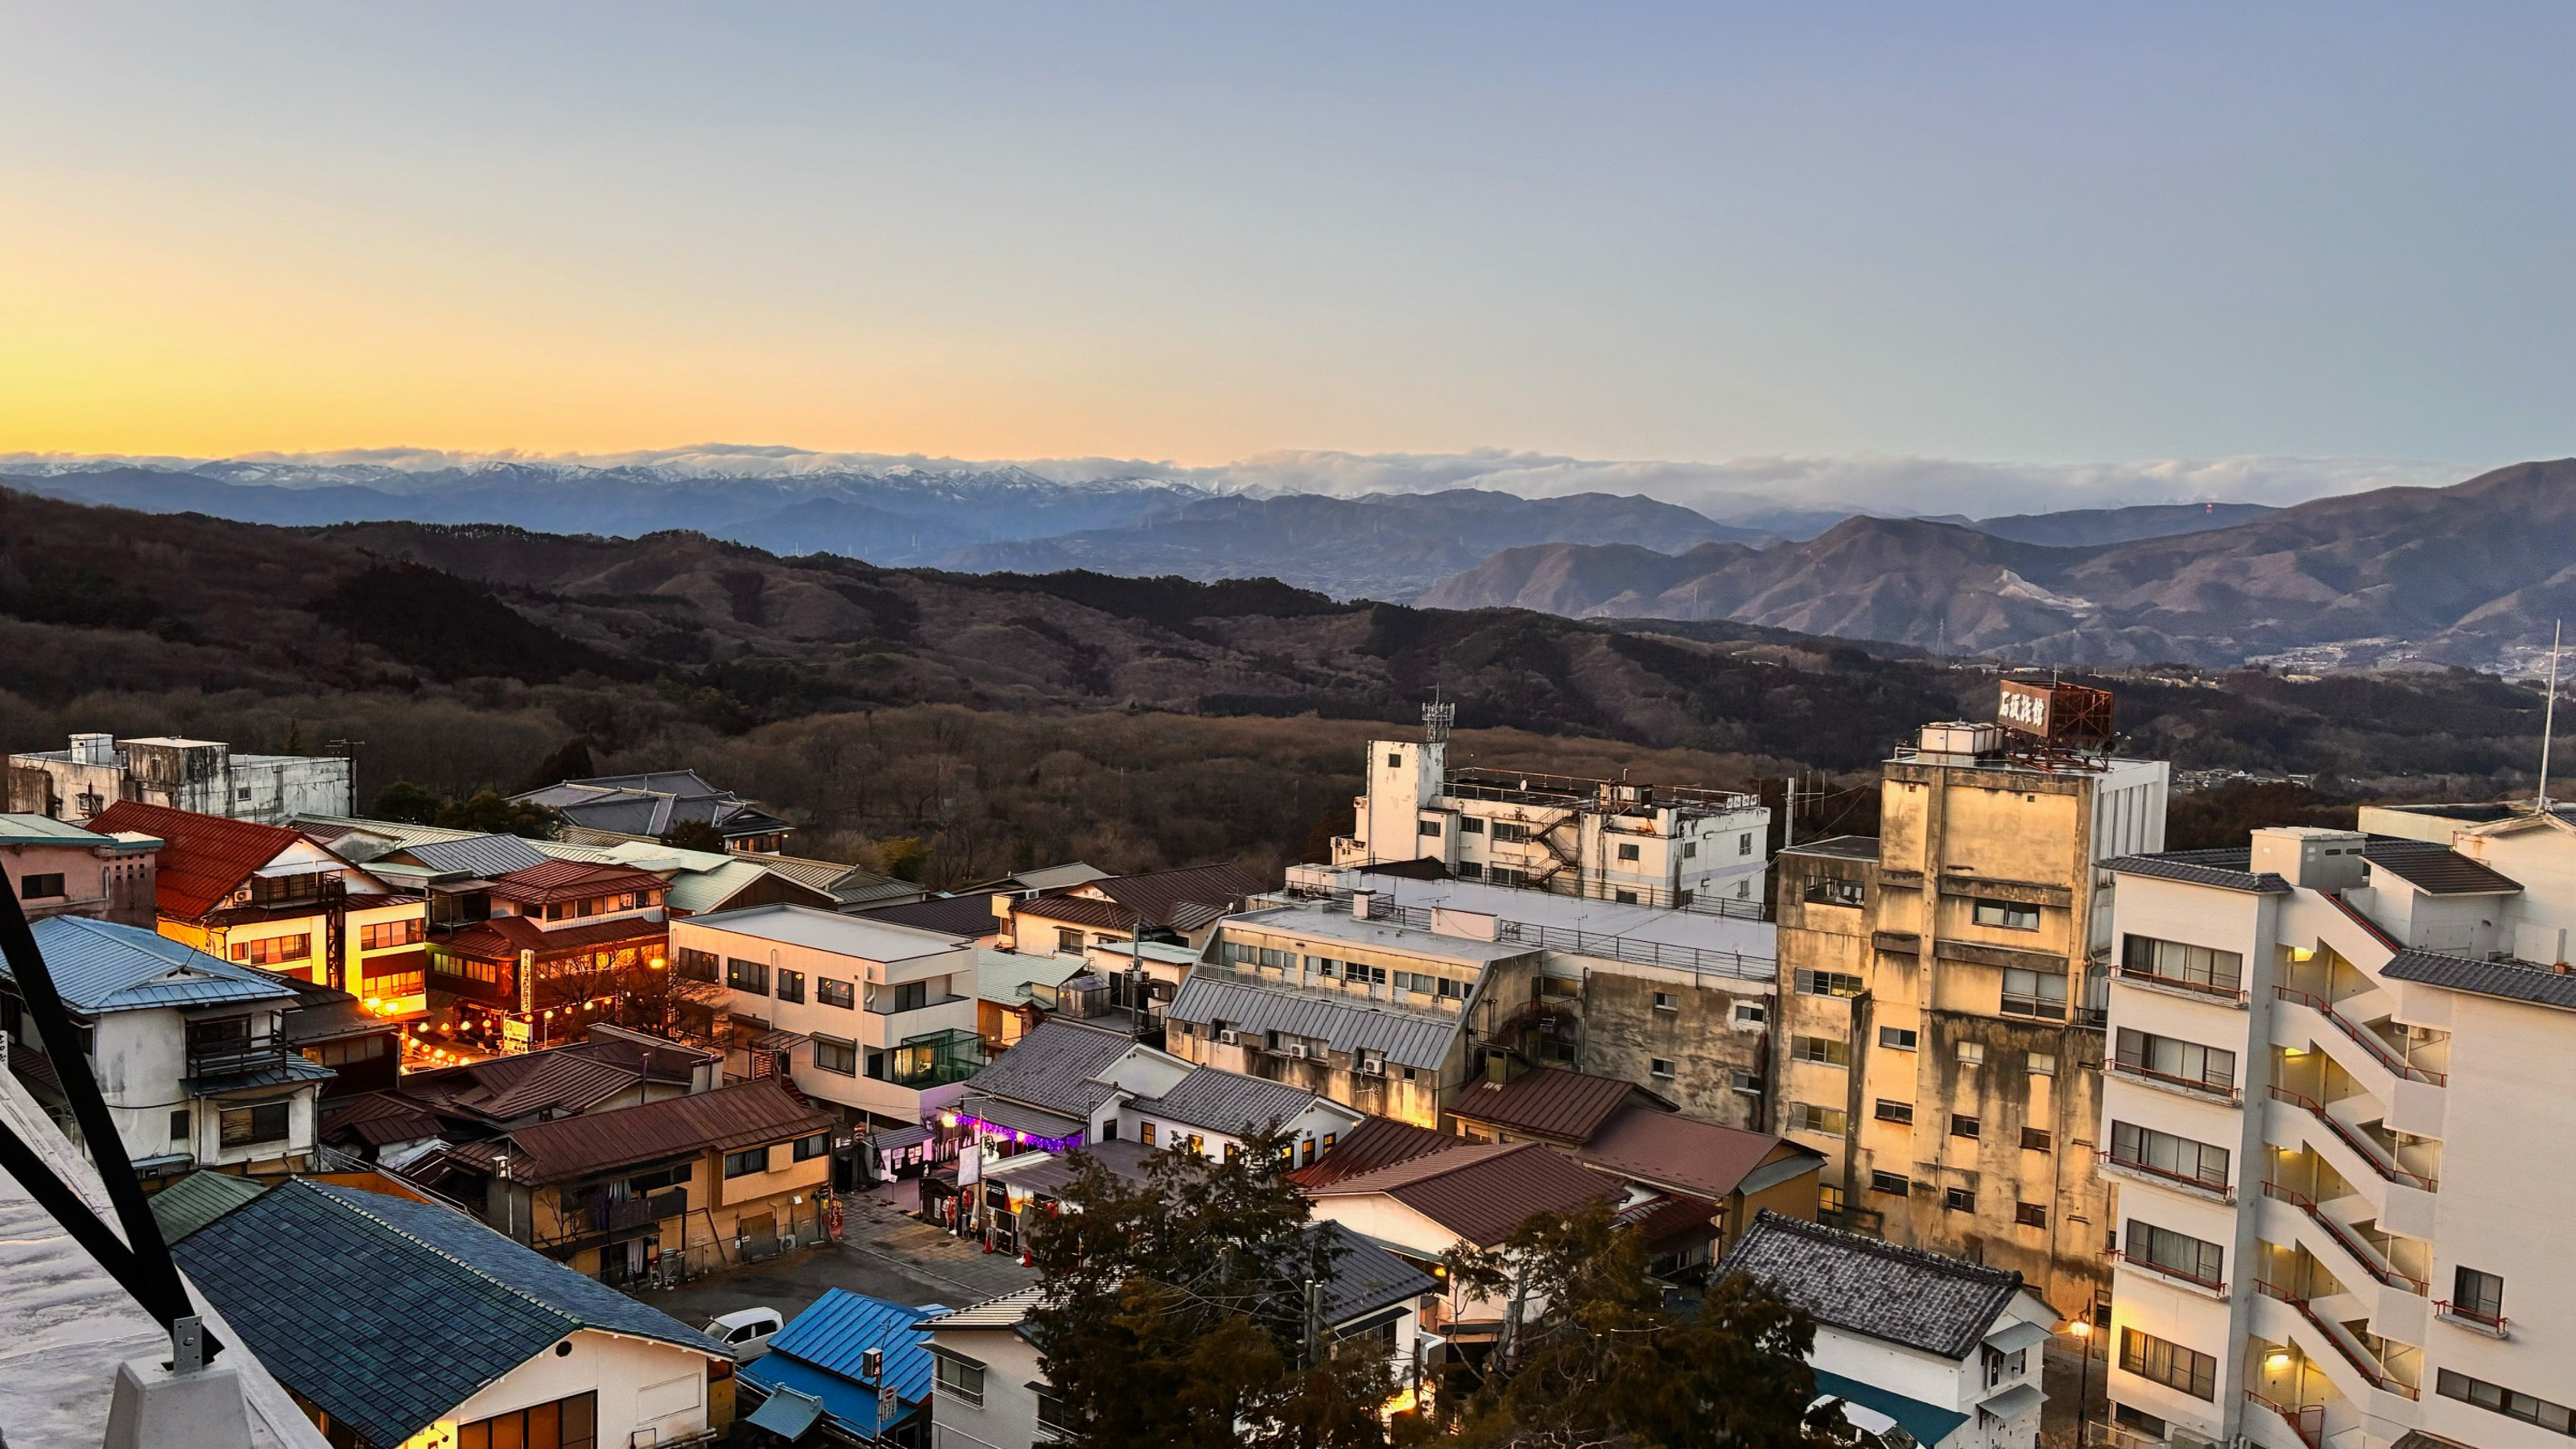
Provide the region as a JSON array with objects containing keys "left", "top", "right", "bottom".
[
  {"left": 2260, "top": 1183, "right": 2425, "bottom": 1295},
  {"left": 2433, "top": 1301, "right": 2508, "bottom": 1339},
  {"left": 2242, "top": 1393, "right": 2324, "bottom": 1449},
  {"left": 184, "top": 1040, "right": 295, "bottom": 1083},
  {"left": 2266, "top": 1088, "right": 2436, "bottom": 1192},
  {"left": 2273, "top": 988, "right": 2445, "bottom": 1086},
  {"left": 2113, "top": 963, "right": 2248, "bottom": 1007},
  {"left": 2096, "top": 1149, "right": 2235, "bottom": 1203},
  {"left": 2107, "top": 1058, "right": 2244, "bottom": 1104},
  {"left": 2108, "top": 1249, "right": 2226, "bottom": 1298},
  {"left": 540, "top": 1187, "right": 688, "bottom": 1254},
  {"left": 2252, "top": 1281, "right": 2418, "bottom": 1402}
]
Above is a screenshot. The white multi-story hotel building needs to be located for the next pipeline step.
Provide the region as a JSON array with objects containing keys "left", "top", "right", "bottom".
[{"left": 2097, "top": 817, "right": 2576, "bottom": 1449}]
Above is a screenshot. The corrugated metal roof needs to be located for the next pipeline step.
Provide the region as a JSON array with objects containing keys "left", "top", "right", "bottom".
[
  {"left": 1448, "top": 1066, "right": 1652, "bottom": 1143},
  {"left": 175, "top": 1178, "right": 720, "bottom": 1448},
  {"left": 0, "top": 813, "right": 141, "bottom": 848},
  {"left": 495, "top": 1078, "right": 834, "bottom": 1184},
  {"left": 662, "top": 858, "right": 775, "bottom": 914},
  {"left": 922, "top": 1285, "right": 1047, "bottom": 1331},
  {"left": 2382, "top": 949, "right": 2576, "bottom": 1012},
  {"left": 400, "top": 833, "right": 551, "bottom": 877},
  {"left": 2361, "top": 844, "right": 2522, "bottom": 895},
  {"left": 763, "top": 1290, "right": 937, "bottom": 1406},
  {"left": 9, "top": 917, "right": 298, "bottom": 1013},
  {"left": 1164, "top": 974, "right": 1462, "bottom": 1071},
  {"left": 1134, "top": 1066, "right": 1336, "bottom": 1137},
  {"left": 91, "top": 800, "right": 304, "bottom": 919},
  {"left": 1719, "top": 1211, "right": 2023, "bottom": 1361},
  {"left": 682, "top": 903, "right": 968, "bottom": 961},
  {"left": 1576, "top": 1107, "right": 1810, "bottom": 1200},
  {"left": 961, "top": 1019, "right": 1133, "bottom": 1117},
  {"left": 1311, "top": 1221, "right": 1438, "bottom": 1325},
  {"left": 1286, "top": 1116, "right": 1462, "bottom": 1188},
  {"left": 1013, "top": 895, "right": 1141, "bottom": 930},
  {"left": 489, "top": 859, "right": 670, "bottom": 903},
  {"left": 1085, "top": 864, "right": 1272, "bottom": 930}
]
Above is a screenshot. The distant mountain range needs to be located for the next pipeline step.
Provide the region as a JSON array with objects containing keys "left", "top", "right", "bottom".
[{"left": 1422, "top": 460, "right": 2576, "bottom": 672}]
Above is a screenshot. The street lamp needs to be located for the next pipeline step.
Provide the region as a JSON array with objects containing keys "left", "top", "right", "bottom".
[{"left": 2071, "top": 1316, "right": 2095, "bottom": 1447}]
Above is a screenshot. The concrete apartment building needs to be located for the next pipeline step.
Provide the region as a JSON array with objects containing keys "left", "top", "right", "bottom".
[
  {"left": 8, "top": 733, "right": 352, "bottom": 825},
  {"left": 1331, "top": 704, "right": 1773, "bottom": 910},
  {"left": 2096, "top": 816, "right": 2576, "bottom": 1449},
  {"left": 0, "top": 812, "right": 160, "bottom": 925},
  {"left": 1771, "top": 689, "right": 2168, "bottom": 1313}
]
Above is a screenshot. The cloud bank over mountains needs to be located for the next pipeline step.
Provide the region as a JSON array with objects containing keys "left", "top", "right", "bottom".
[{"left": 0, "top": 444, "right": 2477, "bottom": 523}]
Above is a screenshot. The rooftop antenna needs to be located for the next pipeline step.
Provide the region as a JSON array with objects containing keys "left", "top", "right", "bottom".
[
  {"left": 1422, "top": 693, "right": 1454, "bottom": 745},
  {"left": 2540, "top": 621, "right": 2563, "bottom": 815}
]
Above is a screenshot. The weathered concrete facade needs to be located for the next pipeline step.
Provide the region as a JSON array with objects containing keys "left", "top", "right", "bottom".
[{"left": 1563, "top": 960, "right": 1774, "bottom": 1132}]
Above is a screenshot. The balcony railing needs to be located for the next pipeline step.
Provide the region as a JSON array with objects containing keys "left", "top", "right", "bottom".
[
  {"left": 185, "top": 1041, "right": 295, "bottom": 1080},
  {"left": 2243, "top": 1392, "right": 2324, "bottom": 1449},
  {"left": 2267, "top": 1087, "right": 2437, "bottom": 1191},
  {"left": 2097, "top": 1150, "right": 2235, "bottom": 1202},
  {"left": 540, "top": 1187, "right": 689, "bottom": 1250},
  {"left": 2107, "top": 1058, "right": 2244, "bottom": 1103},
  {"left": 2114, "top": 964, "right": 2248, "bottom": 1005},
  {"left": 2273, "top": 987, "right": 2446, "bottom": 1086},
  {"left": 2434, "top": 1300, "right": 2509, "bottom": 1337},
  {"left": 2254, "top": 1281, "right": 2419, "bottom": 1400},
  {"left": 2108, "top": 1249, "right": 2225, "bottom": 1294},
  {"left": 2260, "top": 1183, "right": 2425, "bottom": 1294}
]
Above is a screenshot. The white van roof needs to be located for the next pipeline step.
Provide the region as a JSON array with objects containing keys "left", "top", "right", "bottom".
[{"left": 708, "top": 1307, "right": 782, "bottom": 1330}]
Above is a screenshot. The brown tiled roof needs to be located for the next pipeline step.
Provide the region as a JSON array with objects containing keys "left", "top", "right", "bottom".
[
  {"left": 394, "top": 1037, "right": 700, "bottom": 1125},
  {"left": 1083, "top": 863, "right": 1272, "bottom": 929},
  {"left": 1013, "top": 896, "right": 1141, "bottom": 930},
  {"left": 493, "top": 1079, "right": 833, "bottom": 1185},
  {"left": 1448, "top": 1066, "right": 1668, "bottom": 1144},
  {"left": 1576, "top": 1107, "right": 1803, "bottom": 1200},
  {"left": 489, "top": 859, "right": 671, "bottom": 904},
  {"left": 431, "top": 914, "right": 667, "bottom": 962},
  {"left": 1306, "top": 1141, "right": 1619, "bottom": 1246},
  {"left": 320, "top": 1092, "right": 444, "bottom": 1146},
  {"left": 91, "top": 801, "right": 303, "bottom": 919},
  {"left": 1286, "top": 1115, "right": 1461, "bottom": 1188}
]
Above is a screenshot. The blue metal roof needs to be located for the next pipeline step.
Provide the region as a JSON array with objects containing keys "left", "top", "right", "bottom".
[
  {"left": 741, "top": 1352, "right": 920, "bottom": 1439},
  {"left": 1811, "top": 1368, "right": 1971, "bottom": 1448},
  {"left": 756, "top": 1290, "right": 937, "bottom": 1419},
  {"left": 8, "top": 917, "right": 298, "bottom": 1013},
  {"left": 174, "top": 1178, "right": 722, "bottom": 1448}
]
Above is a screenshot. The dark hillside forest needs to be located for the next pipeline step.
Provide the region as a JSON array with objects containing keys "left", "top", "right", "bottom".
[{"left": 0, "top": 485, "right": 2563, "bottom": 886}]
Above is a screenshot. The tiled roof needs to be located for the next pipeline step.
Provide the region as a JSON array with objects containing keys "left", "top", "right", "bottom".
[
  {"left": 1306, "top": 1141, "right": 1620, "bottom": 1247},
  {"left": 1133, "top": 1066, "right": 1335, "bottom": 1136},
  {"left": 1447, "top": 1066, "right": 1658, "bottom": 1143},
  {"left": 1085, "top": 864, "right": 1273, "bottom": 929},
  {"left": 857, "top": 892, "right": 1006, "bottom": 938},
  {"left": 958, "top": 1096, "right": 1085, "bottom": 1140},
  {"left": 89, "top": 800, "right": 303, "bottom": 919},
  {"left": 175, "top": 1178, "right": 720, "bottom": 1448},
  {"left": 147, "top": 1170, "right": 270, "bottom": 1243},
  {"left": 492, "top": 1079, "right": 834, "bottom": 1185},
  {"left": 1311, "top": 1221, "right": 1438, "bottom": 1325},
  {"left": 488, "top": 858, "right": 671, "bottom": 903},
  {"left": 1577, "top": 1108, "right": 1808, "bottom": 1201},
  {"left": 2381, "top": 949, "right": 2576, "bottom": 1012},
  {"left": 2360, "top": 843, "right": 2522, "bottom": 895},
  {"left": 398, "top": 1050, "right": 647, "bottom": 1125},
  {"left": 1014, "top": 895, "right": 1141, "bottom": 931},
  {"left": 431, "top": 912, "right": 667, "bottom": 961},
  {"left": 7, "top": 917, "right": 296, "bottom": 1013},
  {"left": 399, "top": 833, "right": 553, "bottom": 877},
  {"left": 320, "top": 1092, "right": 446, "bottom": 1146},
  {"left": 984, "top": 1138, "right": 1156, "bottom": 1194},
  {"left": 1719, "top": 1210, "right": 2022, "bottom": 1361},
  {"left": 1166, "top": 900, "right": 1230, "bottom": 933},
  {"left": 2101, "top": 850, "right": 2289, "bottom": 894},
  {"left": 1286, "top": 1116, "right": 1461, "bottom": 1188},
  {"left": 922, "top": 1285, "right": 1047, "bottom": 1331},
  {"left": 963, "top": 1020, "right": 1133, "bottom": 1117},
  {"left": 1166, "top": 974, "right": 1462, "bottom": 1071}
]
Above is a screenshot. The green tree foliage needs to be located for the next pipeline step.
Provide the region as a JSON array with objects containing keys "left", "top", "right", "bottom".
[
  {"left": 369, "top": 780, "right": 445, "bottom": 825},
  {"left": 1444, "top": 1204, "right": 1856, "bottom": 1449},
  {"left": 1024, "top": 1129, "right": 1402, "bottom": 1449},
  {"left": 517, "top": 737, "right": 598, "bottom": 791},
  {"left": 2164, "top": 780, "right": 2357, "bottom": 851},
  {"left": 435, "top": 789, "right": 562, "bottom": 840}
]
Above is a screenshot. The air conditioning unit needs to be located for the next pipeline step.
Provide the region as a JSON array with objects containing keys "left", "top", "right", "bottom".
[
  {"left": 1217, "top": 1030, "right": 1241, "bottom": 1046},
  {"left": 1358, "top": 1056, "right": 1385, "bottom": 1077},
  {"left": 1282, "top": 1042, "right": 1309, "bottom": 1060}
]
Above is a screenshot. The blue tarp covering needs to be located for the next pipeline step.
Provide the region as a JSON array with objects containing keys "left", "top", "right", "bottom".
[{"left": 1810, "top": 1368, "right": 1971, "bottom": 1449}]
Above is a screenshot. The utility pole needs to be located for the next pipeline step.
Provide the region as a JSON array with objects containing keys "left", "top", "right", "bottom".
[{"left": 2539, "top": 621, "right": 2563, "bottom": 815}]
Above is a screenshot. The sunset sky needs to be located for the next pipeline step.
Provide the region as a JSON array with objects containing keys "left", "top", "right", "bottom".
[{"left": 3, "top": 2, "right": 2568, "bottom": 471}]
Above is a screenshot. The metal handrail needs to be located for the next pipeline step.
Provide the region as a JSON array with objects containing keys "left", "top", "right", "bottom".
[
  {"left": 2113, "top": 963, "right": 2248, "bottom": 1005},
  {"left": 2243, "top": 1392, "right": 2324, "bottom": 1449},
  {"left": 2107, "top": 1057, "right": 2244, "bottom": 1102},
  {"left": 2266, "top": 1087, "right": 2438, "bottom": 1191},
  {"left": 2260, "top": 1183, "right": 2427, "bottom": 1294},
  {"left": 2434, "top": 1299, "right": 2508, "bottom": 1334},
  {"left": 2098, "top": 1150, "right": 2235, "bottom": 1202},
  {"left": 2108, "top": 1249, "right": 2226, "bottom": 1294},
  {"left": 2253, "top": 1282, "right": 2420, "bottom": 1399},
  {"left": 2273, "top": 986, "right": 2446, "bottom": 1085}
]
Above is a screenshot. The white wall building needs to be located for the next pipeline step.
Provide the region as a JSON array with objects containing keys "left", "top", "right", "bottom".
[
  {"left": 8, "top": 733, "right": 352, "bottom": 825},
  {"left": 674, "top": 903, "right": 983, "bottom": 1129},
  {"left": 1331, "top": 707, "right": 1773, "bottom": 911},
  {"left": 2098, "top": 819, "right": 2576, "bottom": 1449},
  {"left": 1722, "top": 1211, "right": 2058, "bottom": 1449}
]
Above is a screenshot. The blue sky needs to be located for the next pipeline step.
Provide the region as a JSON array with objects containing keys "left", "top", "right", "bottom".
[{"left": 1, "top": 2, "right": 2567, "bottom": 481}]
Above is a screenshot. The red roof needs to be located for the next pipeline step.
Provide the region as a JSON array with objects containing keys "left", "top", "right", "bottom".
[
  {"left": 90, "top": 801, "right": 306, "bottom": 919},
  {"left": 1306, "top": 1141, "right": 1620, "bottom": 1246},
  {"left": 1287, "top": 1115, "right": 1462, "bottom": 1188},
  {"left": 1576, "top": 1107, "right": 1810, "bottom": 1201},
  {"left": 493, "top": 1079, "right": 834, "bottom": 1185},
  {"left": 1080, "top": 863, "right": 1273, "bottom": 928},
  {"left": 1013, "top": 896, "right": 1141, "bottom": 930},
  {"left": 488, "top": 859, "right": 670, "bottom": 905},
  {"left": 1448, "top": 1066, "right": 1670, "bottom": 1144}
]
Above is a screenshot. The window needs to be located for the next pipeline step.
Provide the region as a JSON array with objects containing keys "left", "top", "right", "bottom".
[
  {"left": 2127, "top": 1220, "right": 2223, "bottom": 1286},
  {"left": 1792, "top": 1035, "right": 1850, "bottom": 1067},
  {"left": 2437, "top": 1369, "right": 2572, "bottom": 1435},
  {"left": 1788, "top": 1102, "right": 1846, "bottom": 1135},
  {"left": 1874, "top": 1099, "right": 1913, "bottom": 1125},
  {"left": 2021, "top": 1127, "right": 2052, "bottom": 1152},
  {"left": 1879, "top": 1026, "right": 1918, "bottom": 1051},
  {"left": 813, "top": 1037, "right": 858, "bottom": 1075},
  {"left": 1490, "top": 823, "right": 1530, "bottom": 844},
  {"left": 2120, "top": 935, "right": 2244, "bottom": 994},
  {"left": 1186, "top": 1134, "right": 1203, "bottom": 1155},
  {"left": 1139, "top": 1121, "right": 1157, "bottom": 1147},
  {"left": 1730, "top": 1069, "right": 1764, "bottom": 1095},
  {"left": 2014, "top": 1201, "right": 2047, "bottom": 1228},
  {"left": 169, "top": 1108, "right": 191, "bottom": 1143},
  {"left": 2000, "top": 966, "right": 2067, "bottom": 1019},
  {"left": 792, "top": 1132, "right": 832, "bottom": 1162},
  {"left": 19, "top": 873, "right": 64, "bottom": 899},
  {"left": 935, "top": 1352, "right": 988, "bottom": 1407},
  {"left": 2109, "top": 1121, "right": 2230, "bottom": 1189},
  {"left": 775, "top": 969, "right": 805, "bottom": 1005},
  {"left": 1740, "top": 833, "right": 1754, "bottom": 856},
  {"left": 2028, "top": 1051, "right": 2056, "bottom": 1077},
  {"left": 1615, "top": 890, "right": 1639, "bottom": 904},
  {"left": 1651, "top": 1058, "right": 1677, "bottom": 1080},
  {"left": 2113, "top": 1406, "right": 2169, "bottom": 1440},
  {"left": 1804, "top": 877, "right": 1866, "bottom": 907},
  {"left": 1869, "top": 1170, "right": 1910, "bottom": 1195},
  {"left": 1488, "top": 867, "right": 1523, "bottom": 886},
  {"left": 1616, "top": 842, "right": 1641, "bottom": 862},
  {"left": 1818, "top": 1183, "right": 1845, "bottom": 1217},
  {"left": 1652, "top": 991, "right": 1678, "bottom": 1012},
  {"left": 2115, "top": 1029, "right": 2236, "bottom": 1092},
  {"left": 1418, "top": 819, "right": 1443, "bottom": 837},
  {"left": 1385, "top": 752, "right": 1402, "bottom": 770},
  {"left": 1036, "top": 1387, "right": 1080, "bottom": 1434},
  {"left": 432, "top": 954, "right": 500, "bottom": 984},
  {"left": 818, "top": 977, "right": 854, "bottom": 1009},
  {"left": 2119, "top": 1328, "right": 2216, "bottom": 1401},
  {"left": 1955, "top": 1041, "right": 1985, "bottom": 1066},
  {"left": 229, "top": 935, "right": 312, "bottom": 968},
  {"left": 362, "top": 960, "right": 425, "bottom": 997},
  {"left": 724, "top": 1146, "right": 772, "bottom": 1178},
  {"left": 886, "top": 979, "right": 930, "bottom": 1013},
  {"left": 1682, "top": 842, "right": 1696, "bottom": 859},
  {"left": 1951, "top": 1114, "right": 1981, "bottom": 1140},
  {"left": 1944, "top": 1187, "right": 1975, "bottom": 1212},
  {"left": 218, "top": 1101, "right": 290, "bottom": 1148},
  {"left": 1794, "top": 969, "right": 1863, "bottom": 998},
  {"left": 359, "top": 919, "right": 423, "bottom": 951},
  {"left": 1733, "top": 1002, "right": 1767, "bottom": 1025},
  {"left": 2453, "top": 1266, "right": 2506, "bottom": 1324},
  {"left": 1393, "top": 970, "right": 1443, "bottom": 995},
  {"left": 726, "top": 957, "right": 768, "bottom": 993},
  {"left": 675, "top": 947, "right": 719, "bottom": 981},
  {"left": 457, "top": 1391, "right": 597, "bottom": 1449},
  {"left": 1459, "top": 817, "right": 1484, "bottom": 835},
  {"left": 1055, "top": 927, "right": 1083, "bottom": 953},
  {"left": 1454, "top": 862, "right": 1484, "bottom": 881},
  {"left": 1973, "top": 898, "right": 2040, "bottom": 931}
]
